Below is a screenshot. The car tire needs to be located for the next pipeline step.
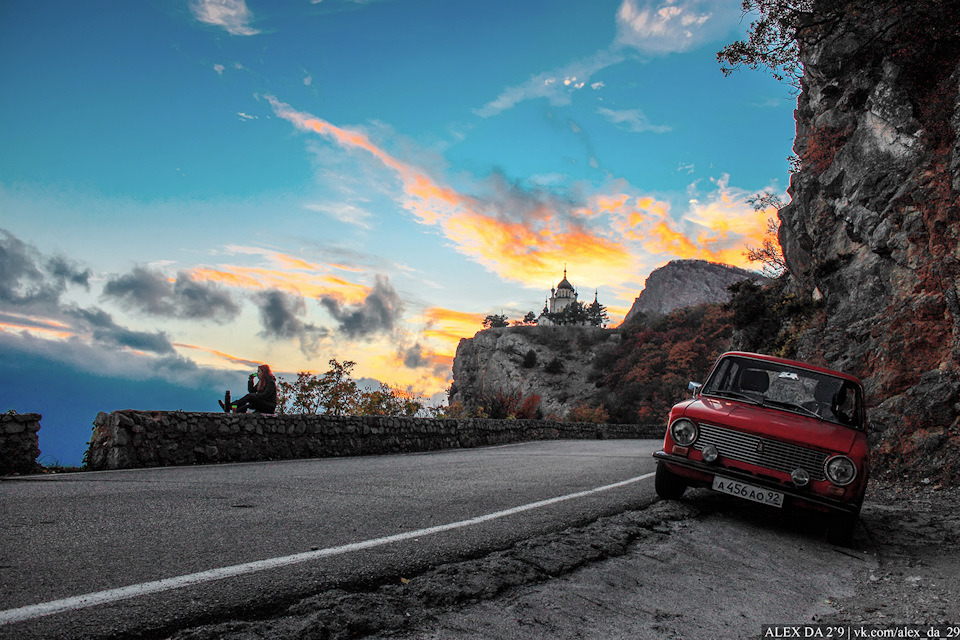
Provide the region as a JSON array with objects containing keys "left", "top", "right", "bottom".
[
  {"left": 825, "top": 508, "right": 859, "bottom": 546},
  {"left": 655, "top": 461, "right": 688, "bottom": 500}
]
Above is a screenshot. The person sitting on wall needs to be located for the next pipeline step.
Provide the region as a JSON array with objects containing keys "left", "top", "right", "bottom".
[{"left": 220, "top": 364, "right": 277, "bottom": 414}]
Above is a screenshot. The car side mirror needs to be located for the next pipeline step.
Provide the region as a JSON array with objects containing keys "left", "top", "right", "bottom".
[{"left": 688, "top": 381, "right": 702, "bottom": 397}]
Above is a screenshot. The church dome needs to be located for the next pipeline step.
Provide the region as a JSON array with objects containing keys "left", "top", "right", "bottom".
[{"left": 557, "top": 276, "right": 574, "bottom": 291}]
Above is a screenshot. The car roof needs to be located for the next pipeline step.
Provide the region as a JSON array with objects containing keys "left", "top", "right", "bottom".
[{"left": 718, "top": 351, "right": 864, "bottom": 386}]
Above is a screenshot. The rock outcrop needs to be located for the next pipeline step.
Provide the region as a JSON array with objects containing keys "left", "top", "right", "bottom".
[
  {"left": 450, "top": 326, "right": 619, "bottom": 419},
  {"left": 623, "top": 260, "right": 763, "bottom": 324},
  {"left": 778, "top": 0, "right": 960, "bottom": 482}
]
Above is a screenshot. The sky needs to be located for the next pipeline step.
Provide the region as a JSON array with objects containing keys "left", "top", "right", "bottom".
[{"left": 0, "top": 0, "right": 797, "bottom": 465}]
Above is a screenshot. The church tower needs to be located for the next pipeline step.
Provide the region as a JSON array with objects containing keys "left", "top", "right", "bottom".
[
  {"left": 538, "top": 267, "right": 581, "bottom": 326},
  {"left": 548, "top": 267, "right": 578, "bottom": 314}
]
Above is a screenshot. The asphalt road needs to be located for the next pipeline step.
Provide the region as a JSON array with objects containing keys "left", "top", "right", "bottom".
[{"left": 0, "top": 439, "right": 661, "bottom": 640}]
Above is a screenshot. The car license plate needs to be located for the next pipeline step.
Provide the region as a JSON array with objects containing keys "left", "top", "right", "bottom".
[{"left": 712, "top": 476, "right": 784, "bottom": 508}]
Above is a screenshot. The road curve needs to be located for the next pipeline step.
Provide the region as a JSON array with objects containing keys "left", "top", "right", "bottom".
[{"left": 0, "top": 439, "right": 661, "bottom": 640}]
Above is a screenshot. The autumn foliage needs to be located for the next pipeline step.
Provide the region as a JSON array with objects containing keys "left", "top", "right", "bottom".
[{"left": 594, "top": 304, "right": 734, "bottom": 424}]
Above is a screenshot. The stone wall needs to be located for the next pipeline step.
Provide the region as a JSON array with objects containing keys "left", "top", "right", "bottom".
[
  {"left": 1, "top": 412, "right": 42, "bottom": 475},
  {"left": 86, "top": 410, "right": 664, "bottom": 471}
]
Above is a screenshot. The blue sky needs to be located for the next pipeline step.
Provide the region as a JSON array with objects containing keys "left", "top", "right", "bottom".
[{"left": 0, "top": 0, "right": 796, "bottom": 465}]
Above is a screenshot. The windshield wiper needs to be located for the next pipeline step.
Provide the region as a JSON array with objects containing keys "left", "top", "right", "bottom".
[
  {"left": 707, "top": 390, "right": 762, "bottom": 405},
  {"left": 763, "top": 399, "right": 823, "bottom": 420}
]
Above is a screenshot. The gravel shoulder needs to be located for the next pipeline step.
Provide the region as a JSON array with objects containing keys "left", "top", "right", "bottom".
[{"left": 169, "top": 481, "right": 960, "bottom": 640}]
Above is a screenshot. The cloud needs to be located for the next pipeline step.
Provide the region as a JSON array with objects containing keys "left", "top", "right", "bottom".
[
  {"left": 597, "top": 107, "right": 672, "bottom": 133},
  {"left": 67, "top": 307, "right": 176, "bottom": 355},
  {"left": 419, "top": 307, "right": 486, "bottom": 353},
  {"left": 0, "top": 330, "right": 238, "bottom": 405},
  {"left": 268, "top": 97, "right": 772, "bottom": 322},
  {"left": 320, "top": 274, "right": 404, "bottom": 338},
  {"left": 173, "top": 342, "right": 262, "bottom": 368},
  {"left": 391, "top": 342, "right": 454, "bottom": 392},
  {"left": 615, "top": 0, "right": 733, "bottom": 54},
  {"left": 303, "top": 202, "right": 374, "bottom": 229},
  {"left": 254, "top": 288, "right": 327, "bottom": 356},
  {"left": 46, "top": 256, "right": 91, "bottom": 289},
  {"left": 398, "top": 342, "right": 428, "bottom": 368},
  {"left": 189, "top": 263, "right": 369, "bottom": 304},
  {"left": 474, "top": 49, "right": 626, "bottom": 118},
  {"left": 0, "top": 228, "right": 194, "bottom": 365},
  {"left": 0, "top": 229, "right": 90, "bottom": 310},
  {"left": 0, "top": 311, "right": 74, "bottom": 340},
  {"left": 268, "top": 98, "right": 638, "bottom": 288},
  {"left": 595, "top": 175, "right": 776, "bottom": 268},
  {"left": 190, "top": 0, "right": 260, "bottom": 36},
  {"left": 102, "top": 266, "right": 241, "bottom": 323}
]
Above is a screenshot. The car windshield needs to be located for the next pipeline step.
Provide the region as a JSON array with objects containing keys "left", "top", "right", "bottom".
[{"left": 701, "top": 355, "right": 863, "bottom": 429}]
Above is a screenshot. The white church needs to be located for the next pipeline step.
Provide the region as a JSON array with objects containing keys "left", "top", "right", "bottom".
[{"left": 537, "top": 268, "right": 601, "bottom": 326}]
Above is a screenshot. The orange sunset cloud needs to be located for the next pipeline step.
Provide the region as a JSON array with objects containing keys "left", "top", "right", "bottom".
[
  {"left": 267, "top": 97, "right": 770, "bottom": 301},
  {"left": 268, "top": 97, "right": 642, "bottom": 288},
  {"left": 172, "top": 343, "right": 262, "bottom": 368},
  {"left": 0, "top": 320, "right": 74, "bottom": 340},
  {"left": 188, "top": 265, "right": 369, "bottom": 304},
  {"left": 419, "top": 307, "right": 486, "bottom": 353}
]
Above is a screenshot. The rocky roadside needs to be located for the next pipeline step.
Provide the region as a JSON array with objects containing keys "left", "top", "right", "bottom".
[
  {"left": 814, "top": 480, "right": 960, "bottom": 627},
  {"left": 167, "top": 481, "right": 960, "bottom": 640}
]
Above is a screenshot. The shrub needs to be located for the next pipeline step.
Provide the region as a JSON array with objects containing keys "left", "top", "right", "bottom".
[
  {"left": 567, "top": 403, "right": 610, "bottom": 423},
  {"left": 522, "top": 349, "right": 538, "bottom": 369},
  {"left": 478, "top": 389, "right": 542, "bottom": 420},
  {"left": 516, "top": 394, "right": 542, "bottom": 420},
  {"left": 544, "top": 357, "right": 565, "bottom": 374}
]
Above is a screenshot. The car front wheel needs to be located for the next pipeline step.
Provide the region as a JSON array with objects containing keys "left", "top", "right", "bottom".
[
  {"left": 655, "top": 461, "right": 688, "bottom": 500},
  {"left": 825, "top": 507, "right": 860, "bottom": 546}
]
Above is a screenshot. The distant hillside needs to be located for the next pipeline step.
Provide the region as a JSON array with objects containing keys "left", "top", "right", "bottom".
[
  {"left": 449, "top": 302, "right": 735, "bottom": 424},
  {"left": 622, "top": 259, "right": 764, "bottom": 324}
]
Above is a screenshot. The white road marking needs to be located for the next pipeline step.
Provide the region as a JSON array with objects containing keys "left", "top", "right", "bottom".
[{"left": 0, "top": 471, "right": 655, "bottom": 625}]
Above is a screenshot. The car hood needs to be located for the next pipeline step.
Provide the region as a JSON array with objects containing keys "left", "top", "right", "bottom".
[{"left": 680, "top": 396, "right": 860, "bottom": 454}]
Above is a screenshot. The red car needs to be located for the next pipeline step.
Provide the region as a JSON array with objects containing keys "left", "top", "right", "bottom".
[{"left": 653, "top": 351, "right": 869, "bottom": 545}]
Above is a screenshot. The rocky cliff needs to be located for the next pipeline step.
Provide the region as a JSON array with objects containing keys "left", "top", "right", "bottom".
[
  {"left": 623, "top": 259, "right": 763, "bottom": 324},
  {"left": 777, "top": 0, "right": 960, "bottom": 482},
  {"left": 449, "top": 326, "right": 618, "bottom": 419}
]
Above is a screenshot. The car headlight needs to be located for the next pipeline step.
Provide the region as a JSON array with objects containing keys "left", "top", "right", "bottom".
[
  {"left": 669, "top": 419, "right": 698, "bottom": 447},
  {"left": 824, "top": 455, "right": 857, "bottom": 486}
]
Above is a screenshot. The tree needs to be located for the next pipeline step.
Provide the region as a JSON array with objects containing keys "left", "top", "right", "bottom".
[
  {"left": 716, "top": 0, "right": 812, "bottom": 92},
  {"left": 543, "top": 301, "right": 589, "bottom": 326},
  {"left": 357, "top": 383, "right": 424, "bottom": 416},
  {"left": 513, "top": 311, "right": 538, "bottom": 326},
  {"left": 586, "top": 299, "right": 609, "bottom": 327},
  {"left": 277, "top": 361, "right": 425, "bottom": 417},
  {"left": 318, "top": 358, "right": 360, "bottom": 416},
  {"left": 276, "top": 371, "right": 324, "bottom": 414},
  {"left": 483, "top": 314, "right": 509, "bottom": 329},
  {"left": 744, "top": 192, "right": 788, "bottom": 278}
]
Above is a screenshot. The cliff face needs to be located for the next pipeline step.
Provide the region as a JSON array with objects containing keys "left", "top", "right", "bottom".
[
  {"left": 450, "top": 326, "right": 618, "bottom": 419},
  {"left": 623, "top": 259, "right": 763, "bottom": 324},
  {"left": 779, "top": 1, "right": 960, "bottom": 481}
]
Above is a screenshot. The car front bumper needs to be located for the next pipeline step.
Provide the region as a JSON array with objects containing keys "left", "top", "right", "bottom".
[{"left": 653, "top": 450, "right": 861, "bottom": 515}]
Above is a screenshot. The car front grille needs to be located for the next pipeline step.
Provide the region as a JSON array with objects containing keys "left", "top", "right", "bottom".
[{"left": 694, "top": 423, "right": 828, "bottom": 481}]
